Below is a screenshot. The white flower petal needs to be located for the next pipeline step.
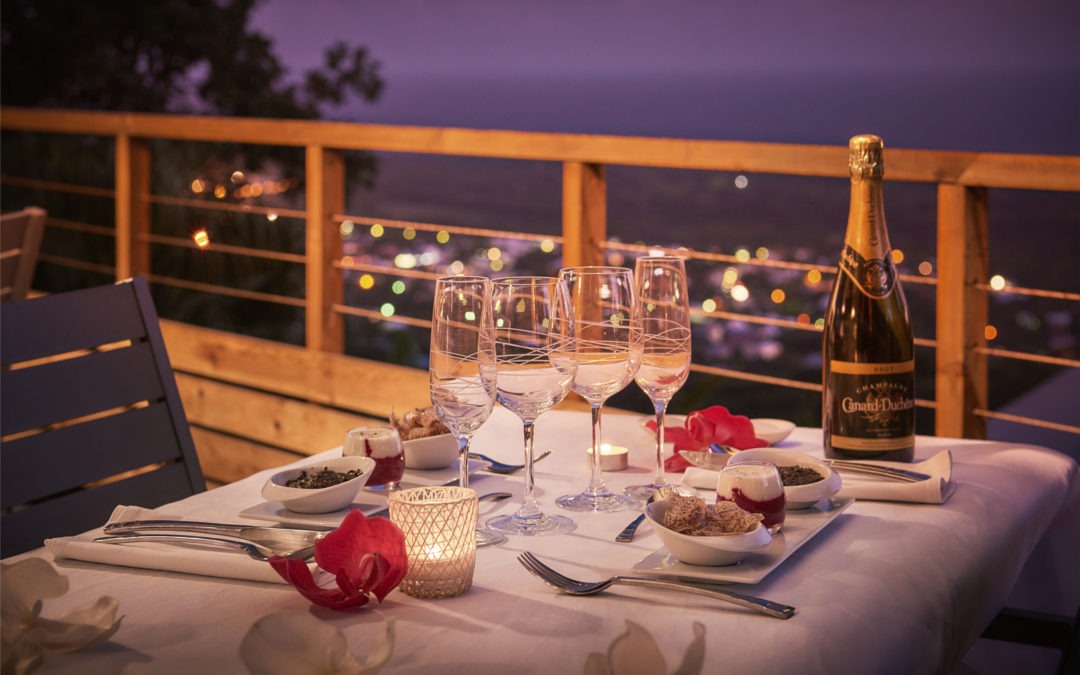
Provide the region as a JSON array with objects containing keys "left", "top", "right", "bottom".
[
  {"left": 240, "top": 611, "right": 394, "bottom": 675},
  {"left": 27, "top": 596, "right": 123, "bottom": 653},
  {"left": 1, "top": 558, "right": 68, "bottom": 621},
  {"left": 607, "top": 621, "right": 667, "bottom": 675}
]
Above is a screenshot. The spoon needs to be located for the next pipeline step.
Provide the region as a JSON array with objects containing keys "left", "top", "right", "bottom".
[{"left": 615, "top": 486, "right": 679, "bottom": 543}]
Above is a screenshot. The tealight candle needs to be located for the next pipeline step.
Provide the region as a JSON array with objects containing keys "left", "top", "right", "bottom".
[
  {"left": 586, "top": 443, "right": 629, "bottom": 471},
  {"left": 389, "top": 486, "right": 478, "bottom": 599}
]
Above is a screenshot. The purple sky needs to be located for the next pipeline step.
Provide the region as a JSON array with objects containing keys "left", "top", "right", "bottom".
[{"left": 253, "top": 0, "right": 1078, "bottom": 79}]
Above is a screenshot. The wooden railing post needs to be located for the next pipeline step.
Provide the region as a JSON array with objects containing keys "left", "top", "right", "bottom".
[
  {"left": 935, "top": 183, "right": 989, "bottom": 438},
  {"left": 305, "top": 145, "right": 345, "bottom": 352},
  {"left": 562, "top": 161, "right": 607, "bottom": 267},
  {"left": 114, "top": 134, "right": 151, "bottom": 280}
]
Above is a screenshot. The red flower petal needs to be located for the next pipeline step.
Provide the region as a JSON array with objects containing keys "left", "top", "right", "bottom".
[
  {"left": 269, "top": 511, "right": 407, "bottom": 609},
  {"left": 269, "top": 557, "right": 373, "bottom": 609},
  {"left": 660, "top": 406, "right": 768, "bottom": 472}
]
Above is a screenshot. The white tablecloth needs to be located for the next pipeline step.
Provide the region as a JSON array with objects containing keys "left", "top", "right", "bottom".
[{"left": 10, "top": 406, "right": 1079, "bottom": 675}]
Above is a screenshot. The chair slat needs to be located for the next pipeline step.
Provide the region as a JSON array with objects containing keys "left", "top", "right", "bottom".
[
  {"left": 1, "top": 463, "right": 198, "bottom": 556},
  {"left": 1, "top": 281, "right": 148, "bottom": 362},
  {"left": 0, "top": 206, "right": 46, "bottom": 302},
  {"left": 1, "top": 342, "right": 164, "bottom": 434},
  {"left": 1, "top": 404, "right": 183, "bottom": 508}
]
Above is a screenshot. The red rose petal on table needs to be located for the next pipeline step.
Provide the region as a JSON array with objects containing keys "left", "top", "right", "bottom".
[
  {"left": 269, "top": 511, "right": 407, "bottom": 609},
  {"left": 658, "top": 406, "right": 768, "bottom": 472}
]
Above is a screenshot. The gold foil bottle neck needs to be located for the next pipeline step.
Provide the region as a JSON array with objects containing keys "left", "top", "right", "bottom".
[{"left": 849, "top": 134, "right": 884, "bottom": 179}]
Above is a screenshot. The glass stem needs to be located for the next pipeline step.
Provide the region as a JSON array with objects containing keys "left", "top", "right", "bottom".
[
  {"left": 517, "top": 419, "right": 542, "bottom": 518},
  {"left": 456, "top": 435, "right": 471, "bottom": 488},
  {"left": 653, "top": 399, "right": 668, "bottom": 485},
  {"left": 586, "top": 403, "right": 609, "bottom": 496}
]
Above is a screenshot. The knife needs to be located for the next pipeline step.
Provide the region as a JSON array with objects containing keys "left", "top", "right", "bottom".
[
  {"left": 103, "top": 520, "right": 326, "bottom": 550},
  {"left": 821, "top": 460, "right": 931, "bottom": 482}
]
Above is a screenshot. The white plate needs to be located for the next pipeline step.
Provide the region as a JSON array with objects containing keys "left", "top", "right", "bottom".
[
  {"left": 630, "top": 497, "right": 854, "bottom": 584},
  {"left": 638, "top": 415, "right": 795, "bottom": 446},
  {"left": 237, "top": 459, "right": 490, "bottom": 528},
  {"left": 638, "top": 415, "right": 687, "bottom": 439},
  {"left": 751, "top": 418, "right": 797, "bottom": 445}
]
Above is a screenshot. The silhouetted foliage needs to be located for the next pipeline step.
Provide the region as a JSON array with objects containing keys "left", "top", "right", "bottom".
[
  {"left": 2, "top": 0, "right": 382, "bottom": 116},
  {"left": 1, "top": 0, "right": 385, "bottom": 343}
]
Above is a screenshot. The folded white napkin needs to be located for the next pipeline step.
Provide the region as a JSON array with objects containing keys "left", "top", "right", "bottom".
[
  {"left": 45, "top": 505, "right": 294, "bottom": 584},
  {"left": 681, "top": 449, "right": 955, "bottom": 504},
  {"left": 835, "top": 450, "right": 954, "bottom": 504}
]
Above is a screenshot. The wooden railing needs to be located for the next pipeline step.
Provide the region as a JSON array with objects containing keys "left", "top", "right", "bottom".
[{"left": 2, "top": 107, "right": 1077, "bottom": 485}]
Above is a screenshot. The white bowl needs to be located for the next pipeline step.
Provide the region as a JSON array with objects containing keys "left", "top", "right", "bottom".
[
  {"left": 727, "top": 448, "right": 841, "bottom": 509},
  {"left": 644, "top": 499, "right": 771, "bottom": 566},
  {"left": 751, "top": 418, "right": 796, "bottom": 445},
  {"left": 403, "top": 433, "right": 458, "bottom": 469},
  {"left": 261, "top": 456, "right": 376, "bottom": 513}
]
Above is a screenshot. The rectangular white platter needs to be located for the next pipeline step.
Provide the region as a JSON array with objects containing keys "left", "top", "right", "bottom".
[{"left": 630, "top": 496, "right": 854, "bottom": 585}]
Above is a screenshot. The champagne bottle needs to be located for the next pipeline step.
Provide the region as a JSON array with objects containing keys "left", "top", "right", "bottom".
[{"left": 823, "top": 134, "right": 915, "bottom": 461}]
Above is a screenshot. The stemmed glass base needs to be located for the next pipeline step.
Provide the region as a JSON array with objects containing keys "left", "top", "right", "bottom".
[
  {"left": 487, "top": 511, "right": 575, "bottom": 536},
  {"left": 624, "top": 481, "right": 693, "bottom": 502},
  {"left": 555, "top": 489, "right": 638, "bottom": 512},
  {"left": 476, "top": 529, "right": 507, "bottom": 547}
]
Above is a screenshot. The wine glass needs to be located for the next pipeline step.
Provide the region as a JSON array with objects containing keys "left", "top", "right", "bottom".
[
  {"left": 487, "top": 277, "right": 578, "bottom": 536},
  {"left": 555, "top": 266, "right": 642, "bottom": 512},
  {"left": 429, "top": 275, "right": 505, "bottom": 547},
  {"left": 626, "top": 255, "right": 693, "bottom": 500}
]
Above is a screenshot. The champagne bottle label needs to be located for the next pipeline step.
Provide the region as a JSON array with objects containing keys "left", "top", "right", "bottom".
[
  {"left": 827, "top": 359, "right": 915, "bottom": 452},
  {"left": 839, "top": 244, "right": 896, "bottom": 299}
]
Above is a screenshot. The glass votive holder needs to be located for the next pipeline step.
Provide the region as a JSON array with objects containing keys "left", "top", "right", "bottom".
[
  {"left": 716, "top": 460, "right": 786, "bottom": 534},
  {"left": 344, "top": 425, "right": 405, "bottom": 489},
  {"left": 388, "top": 486, "right": 478, "bottom": 599}
]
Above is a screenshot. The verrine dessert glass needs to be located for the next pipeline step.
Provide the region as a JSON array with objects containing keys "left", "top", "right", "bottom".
[
  {"left": 716, "top": 461, "right": 786, "bottom": 534},
  {"left": 626, "top": 255, "right": 693, "bottom": 500},
  {"left": 487, "top": 277, "right": 577, "bottom": 536},
  {"left": 344, "top": 425, "right": 405, "bottom": 490},
  {"left": 429, "top": 275, "right": 504, "bottom": 547},
  {"left": 555, "top": 266, "right": 642, "bottom": 513}
]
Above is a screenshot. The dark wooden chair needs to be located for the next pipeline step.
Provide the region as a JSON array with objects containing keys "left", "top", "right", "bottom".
[
  {"left": 0, "top": 206, "right": 47, "bottom": 302},
  {"left": 1, "top": 277, "right": 205, "bottom": 556}
]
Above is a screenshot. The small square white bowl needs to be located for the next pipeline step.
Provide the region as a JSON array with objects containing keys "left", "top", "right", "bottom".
[{"left": 402, "top": 433, "right": 458, "bottom": 470}]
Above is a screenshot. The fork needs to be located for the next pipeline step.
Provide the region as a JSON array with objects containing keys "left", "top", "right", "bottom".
[
  {"left": 517, "top": 552, "right": 795, "bottom": 620},
  {"left": 470, "top": 450, "right": 552, "bottom": 474},
  {"left": 94, "top": 533, "right": 316, "bottom": 562}
]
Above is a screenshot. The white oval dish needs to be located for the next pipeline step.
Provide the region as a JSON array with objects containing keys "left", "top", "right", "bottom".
[
  {"left": 751, "top": 418, "right": 796, "bottom": 445},
  {"left": 644, "top": 499, "right": 771, "bottom": 566},
  {"left": 726, "top": 448, "right": 840, "bottom": 509},
  {"left": 261, "top": 456, "right": 376, "bottom": 513},
  {"left": 403, "top": 433, "right": 458, "bottom": 470},
  {"left": 639, "top": 415, "right": 794, "bottom": 447}
]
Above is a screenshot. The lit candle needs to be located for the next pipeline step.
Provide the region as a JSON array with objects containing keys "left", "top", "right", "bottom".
[
  {"left": 389, "top": 486, "right": 477, "bottom": 599},
  {"left": 586, "top": 443, "right": 629, "bottom": 471}
]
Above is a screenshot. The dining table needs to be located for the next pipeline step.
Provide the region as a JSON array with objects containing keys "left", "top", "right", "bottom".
[{"left": 5, "top": 404, "right": 1078, "bottom": 675}]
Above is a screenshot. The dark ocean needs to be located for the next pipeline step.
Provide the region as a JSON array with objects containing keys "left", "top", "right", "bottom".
[{"left": 336, "top": 68, "right": 1080, "bottom": 154}]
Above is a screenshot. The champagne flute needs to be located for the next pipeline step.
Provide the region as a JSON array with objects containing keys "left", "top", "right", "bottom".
[
  {"left": 429, "top": 275, "right": 505, "bottom": 547},
  {"left": 555, "top": 266, "right": 642, "bottom": 513},
  {"left": 487, "top": 277, "right": 577, "bottom": 536},
  {"left": 626, "top": 255, "right": 693, "bottom": 500}
]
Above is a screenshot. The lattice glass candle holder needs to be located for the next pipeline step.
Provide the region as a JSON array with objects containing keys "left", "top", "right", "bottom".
[{"left": 389, "top": 486, "right": 478, "bottom": 599}]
